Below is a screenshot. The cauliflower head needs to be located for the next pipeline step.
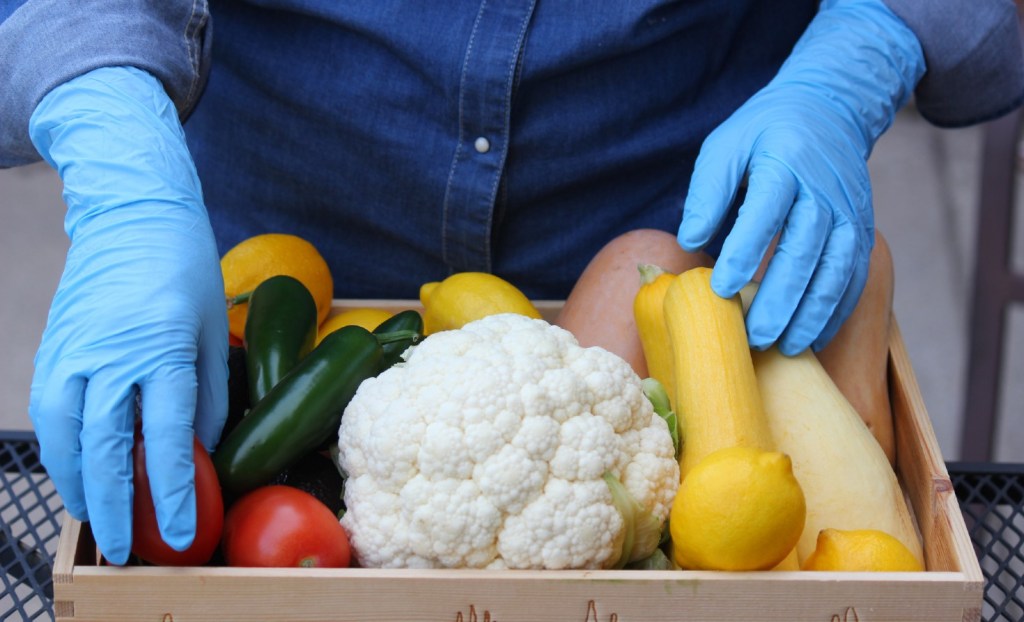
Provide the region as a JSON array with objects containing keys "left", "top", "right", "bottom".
[{"left": 337, "top": 313, "right": 679, "bottom": 569}]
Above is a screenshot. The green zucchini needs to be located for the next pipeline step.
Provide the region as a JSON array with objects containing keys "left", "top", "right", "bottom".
[{"left": 243, "top": 275, "right": 318, "bottom": 405}]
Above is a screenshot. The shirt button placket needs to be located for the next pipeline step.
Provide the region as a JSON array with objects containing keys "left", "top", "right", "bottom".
[{"left": 440, "top": 0, "right": 537, "bottom": 274}]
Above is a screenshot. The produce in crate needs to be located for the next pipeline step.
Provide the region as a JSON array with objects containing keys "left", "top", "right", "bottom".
[
  {"left": 221, "top": 233, "right": 334, "bottom": 340},
  {"left": 419, "top": 271, "right": 542, "bottom": 334},
  {"left": 664, "top": 267, "right": 776, "bottom": 479},
  {"left": 663, "top": 267, "right": 805, "bottom": 570},
  {"left": 556, "top": 228, "right": 711, "bottom": 377},
  {"left": 670, "top": 446, "right": 806, "bottom": 571},
  {"left": 243, "top": 274, "right": 318, "bottom": 405},
  {"left": 221, "top": 485, "right": 351, "bottom": 568},
  {"left": 336, "top": 313, "right": 679, "bottom": 569},
  {"left": 370, "top": 309, "right": 426, "bottom": 371},
  {"left": 214, "top": 325, "right": 420, "bottom": 499},
  {"left": 743, "top": 286, "right": 924, "bottom": 566},
  {"left": 815, "top": 232, "right": 897, "bottom": 464},
  {"left": 270, "top": 450, "right": 346, "bottom": 517},
  {"left": 131, "top": 421, "right": 224, "bottom": 567},
  {"left": 802, "top": 528, "right": 924, "bottom": 572},
  {"left": 316, "top": 307, "right": 394, "bottom": 345},
  {"left": 633, "top": 263, "right": 679, "bottom": 408}
]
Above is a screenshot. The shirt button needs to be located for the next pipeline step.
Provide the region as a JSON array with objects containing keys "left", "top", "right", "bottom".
[{"left": 474, "top": 137, "right": 491, "bottom": 153}]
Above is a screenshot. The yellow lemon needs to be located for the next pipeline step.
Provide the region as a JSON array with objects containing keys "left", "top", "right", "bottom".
[
  {"left": 801, "top": 529, "right": 924, "bottom": 572},
  {"left": 670, "top": 446, "right": 806, "bottom": 571},
  {"left": 316, "top": 308, "right": 394, "bottom": 346},
  {"left": 418, "top": 272, "right": 541, "bottom": 334},
  {"left": 221, "top": 234, "right": 334, "bottom": 339}
]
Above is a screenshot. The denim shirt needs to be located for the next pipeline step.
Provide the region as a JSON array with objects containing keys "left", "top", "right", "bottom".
[
  {"left": 2, "top": 1, "right": 1022, "bottom": 298},
  {"left": 184, "top": 0, "right": 817, "bottom": 299}
]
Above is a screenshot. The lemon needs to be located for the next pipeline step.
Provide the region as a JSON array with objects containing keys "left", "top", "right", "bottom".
[
  {"left": 316, "top": 308, "right": 394, "bottom": 346},
  {"left": 669, "top": 446, "right": 806, "bottom": 571},
  {"left": 419, "top": 272, "right": 541, "bottom": 334},
  {"left": 221, "top": 234, "right": 334, "bottom": 339},
  {"left": 802, "top": 529, "right": 924, "bottom": 572}
]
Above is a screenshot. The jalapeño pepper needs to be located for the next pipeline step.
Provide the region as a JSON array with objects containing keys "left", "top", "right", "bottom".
[
  {"left": 243, "top": 275, "right": 318, "bottom": 405},
  {"left": 372, "top": 309, "right": 424, "bottom": 371},
  {"left": 213, "top": 325, "right": 419, "bottom": 499}
]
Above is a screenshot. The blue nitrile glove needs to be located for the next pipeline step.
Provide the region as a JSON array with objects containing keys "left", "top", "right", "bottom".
[
  {"left": 27, "top": 66, "right": 228, "bottom": 565},
  {"left": 677, "top": 0, "right": 925, "bottom": 355}
]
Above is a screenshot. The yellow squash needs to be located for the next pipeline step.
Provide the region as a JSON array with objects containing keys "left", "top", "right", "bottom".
[
  {"left": 663, "top": 267, "right": 774, "bottom": 480},
  {"left": 633, "top": 263, "right": 677, "bottom": 407},
  {"left": 750, "top": 345, "right": 924, "bottom": 566},
  {"left": 737, "top": 283, "right": 923, "bottom": 567},
  {"left": 664, "top": 268, "right": 803, "bottom": 571}
]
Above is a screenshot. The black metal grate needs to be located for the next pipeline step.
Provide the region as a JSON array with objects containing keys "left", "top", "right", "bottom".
[
  {"left": 1, "top": 434, "right": 1022, "bottom": 622},
  {"left": 950, "top": 462, "right": 1024, "bottom": 622},
  {"left": 1, "top": 432, "right": 62, "bottom": 622}
]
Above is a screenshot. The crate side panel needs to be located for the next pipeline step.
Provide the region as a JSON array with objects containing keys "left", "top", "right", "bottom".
[
  {"left": 59, "top": 569, "right": 979, "bottom": 622},
  {"left": 889, "top": 319, "right": 984, "bottom": 588}
]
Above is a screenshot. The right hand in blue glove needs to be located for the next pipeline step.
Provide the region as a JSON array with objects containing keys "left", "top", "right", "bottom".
[
  {"left": 28, "top": 66, "right": 228, "bottom": 565},
  {"left": 677, "top": 0, "right": 923, "bottom": 355}
]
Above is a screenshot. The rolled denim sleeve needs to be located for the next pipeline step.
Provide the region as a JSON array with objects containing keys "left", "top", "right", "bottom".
[
  {"left": 0, "top": 0, "right": 212, "bottom": 167},
  {"left": 884, "top": 0, "right": 1024, "bottom": 127}
]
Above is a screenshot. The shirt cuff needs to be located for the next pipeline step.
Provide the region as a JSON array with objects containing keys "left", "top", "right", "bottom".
[{"left": 0, "top": 0, "right": 212, "bottom": 167}]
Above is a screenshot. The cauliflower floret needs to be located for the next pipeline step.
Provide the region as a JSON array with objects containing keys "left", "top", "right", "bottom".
[{"left": 337, "top": 313, "right": 679, "bottom": 569}]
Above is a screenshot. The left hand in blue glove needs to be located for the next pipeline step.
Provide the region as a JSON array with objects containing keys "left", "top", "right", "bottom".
[{"left": 677, "top": 0, "right": 925, "bottom": 355}]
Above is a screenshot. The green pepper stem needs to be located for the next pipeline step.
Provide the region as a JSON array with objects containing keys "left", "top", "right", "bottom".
[
  {"left": 227, "top": 290, "right": 254, "bottom": 308},
  {"left": 373, "top": 329, "right": 422, "bottom": 346}
]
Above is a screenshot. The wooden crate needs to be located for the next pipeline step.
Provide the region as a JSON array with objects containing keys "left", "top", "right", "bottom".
[{"left": 51, "top": 301, "right": 983, "bottom": 622}]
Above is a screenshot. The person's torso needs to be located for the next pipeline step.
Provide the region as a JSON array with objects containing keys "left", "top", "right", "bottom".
[{"left": 186, "top": 0, "right": 816, "bottom": 298}]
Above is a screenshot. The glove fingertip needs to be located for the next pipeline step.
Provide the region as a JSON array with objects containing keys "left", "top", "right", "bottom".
[
  {"left": 62, "top": 499, "right": 90, "bottom": 523},
  {"left": 677, "top": 211, "right": 711, "bottom": 251},
  {"left": 151, "top": 461, "right": 199, "bottom": 552},
  {"left": 778, "top": 336, "right": 810, "bottom": 357},
  {"left": 163, "top": 523, "right": 197, "bottom": 552},
  {"left": 810, "top": 326, "right": 839, "bottom": 353},
  {"left": 151, "top": 471, "right": 197, "bottom": 552},
  {"left": 102, "top": 545, "right": 131, "bottom": 567},
  {"left": 747, "top": 325, "right": 775, "bottom": 351},
  {"left": 709, "top": 265, "right": 745, "bottom": 299},
  {"left": 778, "top": 317, "right": 817, "bottom": 356},
  {"left": 745, "top": 315, "right": 780, "bottom": 352},
  {"left": 90, "top": 516, "right": 134, "bottom": 567}
]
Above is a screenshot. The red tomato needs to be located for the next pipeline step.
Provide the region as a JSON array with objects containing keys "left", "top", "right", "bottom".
[
  {"left": 222, "top": 485, "right": 351, "bottom": 568},
  {"left": 131, "top": 422, "right": 225, "bottom": 566}
]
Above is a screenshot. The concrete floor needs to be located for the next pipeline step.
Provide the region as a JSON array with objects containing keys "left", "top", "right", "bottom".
[{"left": 1, "top": 106, "right": 1021, "bottom": 462}]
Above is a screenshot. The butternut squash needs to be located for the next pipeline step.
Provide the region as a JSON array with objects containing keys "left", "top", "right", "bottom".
[
  {"left": 555, "top": 229, "right": 711, "bottom": 377},
  {"left": 663, "top": 267, "right": 774, "bottom": 480},
  {"left": 816, "top": 231, "right": 896, "bottom": 465},
  {"left": 750, "top": 345, "right": 923, "bottom": 566},
  {"left": 633, "top": 264, "right": 678, "bottom": 407}
]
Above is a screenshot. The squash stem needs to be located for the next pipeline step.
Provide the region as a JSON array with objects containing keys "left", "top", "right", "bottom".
[{"left": 637, "top": 263, "right": 668, "bottom": 286}]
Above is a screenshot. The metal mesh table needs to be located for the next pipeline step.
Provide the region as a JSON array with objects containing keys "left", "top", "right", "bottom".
[
  {"left": 3, "top": 433, "right": 1022, "bottom": 622},
  {"left": 1, "top": 432, "right": 62, "bottom": 621},
  {"left": 951, "top": 461, "right": 1024, "bottom": 622}
]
